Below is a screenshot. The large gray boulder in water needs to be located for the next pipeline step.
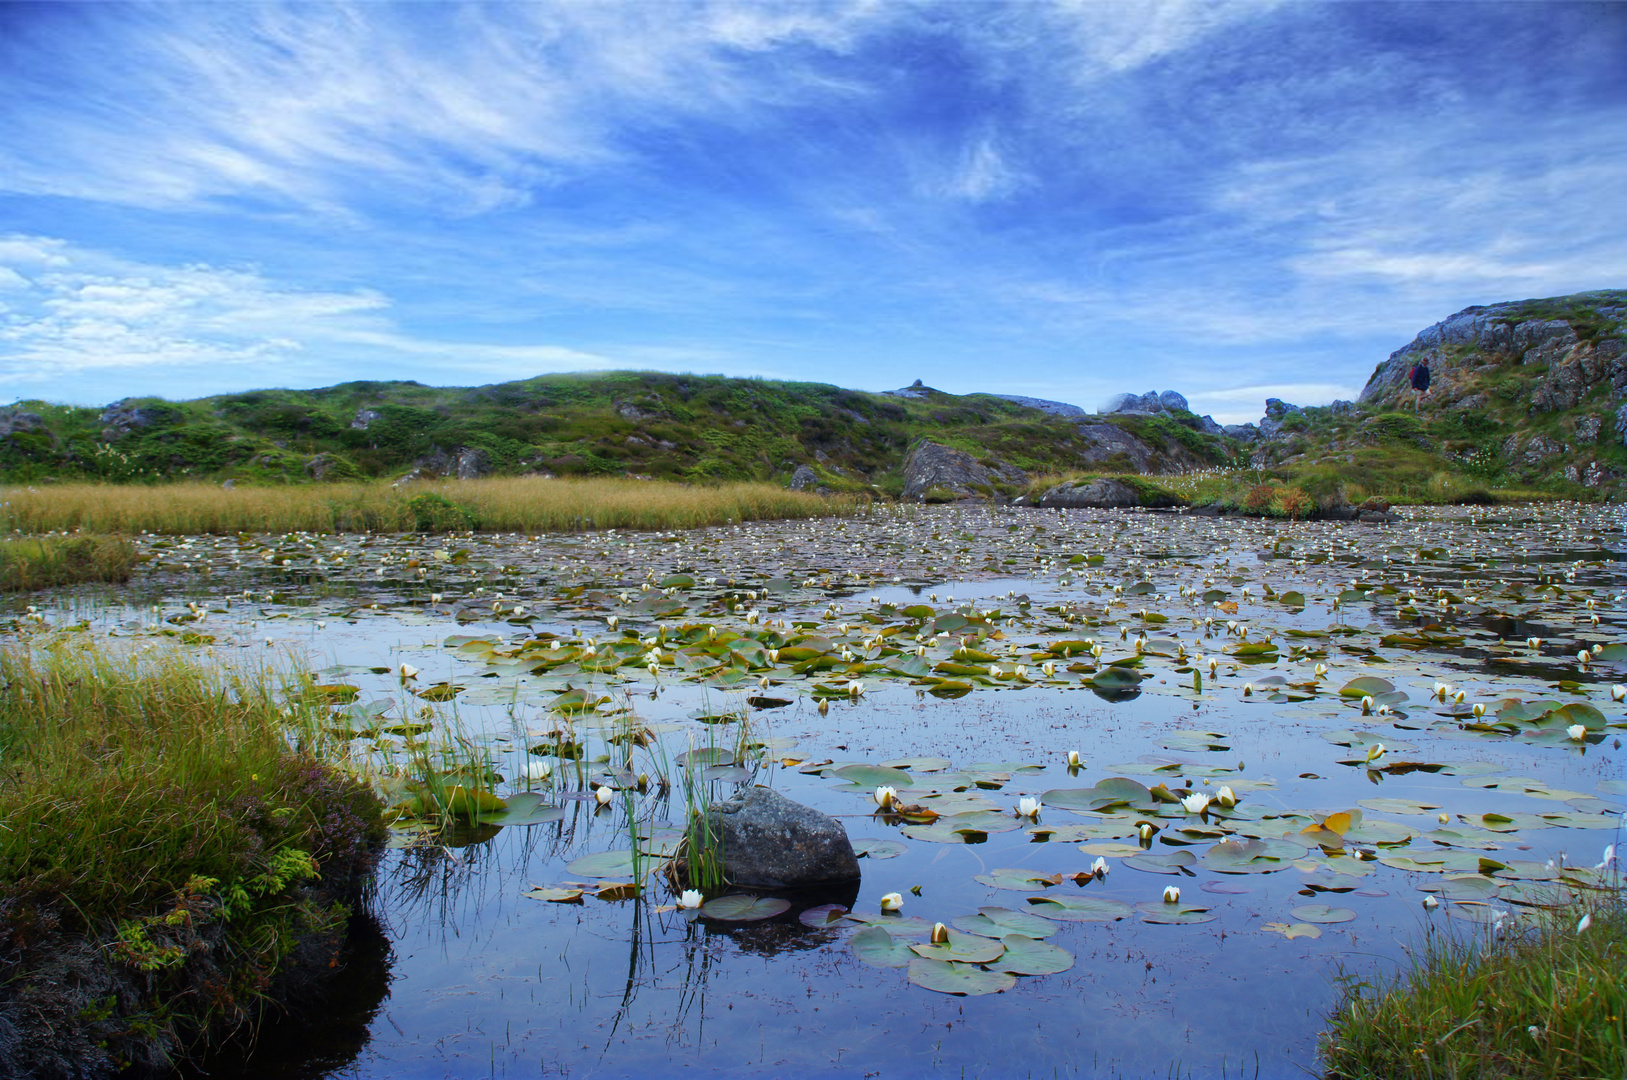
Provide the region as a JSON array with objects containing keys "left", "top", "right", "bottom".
[{"left": 705, "top": 786, "right": 861, "bottom": 890}]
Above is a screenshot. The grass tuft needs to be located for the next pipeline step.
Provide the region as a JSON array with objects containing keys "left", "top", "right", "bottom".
[
  {"left": 1322, "top": 898, "right": 1627, "bottom": 1079},
  {"left": 0, "top": 535, "right": 135, "bottom": 591}
]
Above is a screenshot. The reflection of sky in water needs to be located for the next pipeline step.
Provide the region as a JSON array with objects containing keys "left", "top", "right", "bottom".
[{"left": 15, "top": 506, "right": 1626, "bottom": 1078}]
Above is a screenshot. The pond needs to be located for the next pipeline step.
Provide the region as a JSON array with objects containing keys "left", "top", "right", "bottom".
[{"left": 12, "top": 504, "right": 1626, "bottom": 1079}]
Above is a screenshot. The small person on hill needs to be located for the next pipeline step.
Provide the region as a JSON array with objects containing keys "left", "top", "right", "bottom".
[{"left": 1408, "top": 358, "right": 1431, "bottom": 411}]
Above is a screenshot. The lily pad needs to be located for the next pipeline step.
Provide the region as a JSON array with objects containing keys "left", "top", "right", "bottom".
[
  {"left": 850, "top": 925, "right": 915, "bottom": 967},
  {"left": 1025, "top": 895, "right": 1133, "bottom": 922},
  {"left": 974, "top": 868, "right": 1062, "bottom": 892},
  {"left": 906, "top": 958, "right": 1016, "bottom": 996},
  {"left": 1136, "top": 901, "right": 1216, "bottom": 924},
  {"left": 699, "top": 894, "right": 791, "bottom": 922},
  {"left": 798, "top": 904, "right": 851, "bottom": 928},
  {"left": 521, "top": 885, "right": 584, "bottom": 903},
  {"left": 993, "top": 934, "right": 1074, "bottom": 976},
  {"left": 852, "top": 838, "right": 908, "bottom": 859},
  {"left": 1289, "top": 904, "right": 1356, "bottom": 924},
  {"left": 951, "top": 907, "right": 1059, "bottom": 939},
  {"left": 910, "top": 929, "right": 1005, "bottom": 963},
  {"left": 563, "top": 850, "right": 637, "bottom": 879},
  {"left": 1122, "top": 850, "right": 1197, "bottom": 875}
]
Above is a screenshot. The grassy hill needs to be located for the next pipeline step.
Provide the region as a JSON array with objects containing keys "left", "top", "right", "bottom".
[{"left": 0, "top": 372, "right": 1236, "bottom": 497}]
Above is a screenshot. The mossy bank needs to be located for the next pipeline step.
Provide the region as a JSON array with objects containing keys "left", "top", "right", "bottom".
[{"left": 0, "top": 641, "right": 386, "bottom": 1078}]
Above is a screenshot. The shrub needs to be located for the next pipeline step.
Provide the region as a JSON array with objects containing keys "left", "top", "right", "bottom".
[
  {"left": 1243, "top": 484, "right": 1277, "bottom": 513},
  {"left": 1269, "top": 486, "right": 1312, "bottom": 520}
]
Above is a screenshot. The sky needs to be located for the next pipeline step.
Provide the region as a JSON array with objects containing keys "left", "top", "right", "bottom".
[{"left": 2, "top": 1, "right": 1625, "bottom": 424}]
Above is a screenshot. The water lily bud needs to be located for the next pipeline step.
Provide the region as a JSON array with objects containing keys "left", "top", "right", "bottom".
[
  {"left": 594, "top": 785, "right": 614, "bottom": 806},
  {"left": 1613, "top": 685, "right": 1627, "bottom": 702},
  {"left": 430, "top": 592, "right": 443, "bottom": 603},
  {"left": 1314, "top": 663, "right": 1328, "bottom": 678},
  {"left": 1066, "top": 750, "right": 1080, "bottom": 767},
  {"left": 880, "top": 892, "right": 904, "bottom": 912},
  {"left": 1567, "top": 724, "right": 1587, "bottom": 741},
  {"left": 1577, "top": 913, "right": 1593, "bottom": 933},
  {"left": 849, "top": 681, "right": 864, "bottom": 696},
  {"left": 525, "top": 760, "right": 553, "bottom": 781},
  {"left": 1162, "top": 885, "right": 1181, "bottom": 904},
  {"left": 930, "top": 922, "right": 949, "bottom": 944},
  {"left": 1361, "top": 695, "right": 1374, "bottom": 715},
  {"left": 1181, "top": 792, "right": 1210, "bottom": 814},
  {"left": 1215, "top": 785, "right": 1237, "bottom": 808},
  {"left": 1526, "top": 637, "right": 1542, "bottom": 649},
  {"left": 874, "top": 786, "right": 898, "bottom": 810},
  {"left": 1042, "top": 661, "right": 1057, "bottom": 677},
  {"left": 1138, "top": 823, "right": 1155, "bottom": 842},
  {"left": 678, "top": 889, "right": 703, "bottom": 909},
  {"left": 1018, "top": 797, "right": 1040, "bottom": 818},
  {"left": 1452, "top": 690, "right": 1466, "bottom": 703},
  {"left": 1365, "top": 742, "right": 1386, "bottom": 763},
  {"left": 818, "top": 699, "right": 829, "bottom": 716},
  {"left": 1091, "top": 856, "right": 1108, "bottom": 879},
  {"left": 1242, "top": 683, "right": 1253, "bottom": 696},
  {"left": 1206, "top": 657, "right": 1218, "bottom": 674},
  {"left": 1422, "top": 895, "right": 1438, "bottom": 910},
  {"left": 1437, "top": 812, "right": 1449, "bottom": 824},
  {"left": 1472, "top": 703, "right": 1486, "bottom": 717},
  {"left": 1578, "top": 650, "right": 1592, "bottom": 665}
]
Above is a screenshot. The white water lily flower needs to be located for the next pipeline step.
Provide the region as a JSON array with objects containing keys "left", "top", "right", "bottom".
[
  {"left": 1066, "top": 750, "right": 1080, "bottom": 767},
  {"left": 1578, "top": 650, "right": 1592, "bottom": 665},
  {"left": 1360, "top": 695, "right": 1375, "bottom": 715},
  {"left": 880, "top": 892, "right": 904, "bottom": 912},
  {"left": 429, "top": 593, "right": 443, "bottom": 603},
  {"left": 1472, "top": 703, "right": 1487, "bottom": 717},
  {"left": 1018, "top": 797, "right": 1040, "bottom": 818},
  {"left": 1365, "top": 742, "right": 1386, "bottom": 763},
  {"left": 1215, "top": 785, "right": 1237, "bottom": 808},
  {"left": 1013, "top": 665, "right": 1028, "bottom": 679},
  {"left": 1314, "top": 663, "right": 1328, "bottom": 678},
  {"left": 874, "top": 786, "right": 898, "bottom": 810},
  {"left": 1162, "top": 885, "right": 1181, "bottom": 904},
  {"left": 1567, "top": 724, "right": 1587, "bottom": 741},
  {"left": 594, "top": 785, "right": 614, "bottom": 806},
  {"left": 1577, "top": 913, "right": 1593, "bottom": 933},
  {"left": 848, "top": 681, "right": 864, "bottom": 696},
  {"left": 1041, "top": 661, "right": 1057, "bottom": 677},
  {"left": 1597, "top": 844, "right": 1616, "bottom": 870},
  {"left": 1422, "top": 895, "right": 1438, "bottom": 910},
  {"left": 1090, "top": 856, "right": 1108, "bottom": 880},
  {"left": 1181, "top": 792, "right": 1210, "bottom": 814},
  {"left": 524, "top": 760, "right": 553, "bottom": 781},
  {"left": 1526, "top": 637, "right": 1542, "bottom": 649},
  {"left": 397, "top": 663, "right": 419, "bottom": 680},
  {"left": 1452, "top": 690, "right": 1466, "bottom": 703},
  {"left": 1613, "top": 685, "right": 1627, "bottom": 702},
  {"left": 678, "top": 889, "right": 703, "bottom": 910},
  {"left": 1438, "top": 813, "right": 1450, "bottom": 824}
]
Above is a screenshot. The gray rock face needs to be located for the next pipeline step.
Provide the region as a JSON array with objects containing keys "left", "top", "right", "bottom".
[
  {"left": 410, "top": 445, "right": 490, "bottom": 480},
  {"left": 1100, "top": 390, "right": 1185, "bottom": 416},
  {"left": 705, "top": 786, "right": 860, "bottom": 890},
  {"left": 1036, "top": 477, "right": 1174, "bottom": 509},
  {"left": 900, "top": 440, "right": 1026, "bottom": 500},
  {"left": 0, "top": 409, "right": 43, "bottom": 438},
  {"left": 1328, "top": 400, "right": 1357, "bottom": 416},
  {"left": 886, "top": 379, "right": 933, "bottom": 400},
  {"left": 350, "top": 408, "right": 382, "bottom": 430},
  {"left": 990, "top": 394, "right": 1087, "bottom": 418},
  {"left": 788, "top": 464, "right": 820, "bottom": 491},
  {"left": 1195, "top": 414, "right": 1225, "bottom": 436},
  {"left": 1223, "top": 423, "right": 1260, "bottom": 442},
  {"left": 302, "top": 453, "right": 349, "bottom": 480},
  {"left": 1584, "top": 460, "right": 1617, "bottom": 489},
  {"left": 1158, "top": 390, "right": 1189, "bottom": 412},
  {"left": 1574, "top": 415, "right": 1603, "bottom": 443},
  {"left": 99, "top": 399, "right": 170, "bottom": 436}
]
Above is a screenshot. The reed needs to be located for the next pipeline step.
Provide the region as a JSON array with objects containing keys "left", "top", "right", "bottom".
[
  {"left": 0, "top": 534, "right": 135, "bottom": 591},
  {"left": 0, "top": 477, "right": 847, "bottom": 535}
]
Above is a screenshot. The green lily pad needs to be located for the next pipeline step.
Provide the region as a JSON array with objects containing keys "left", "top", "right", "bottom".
[
  {"left": 564, "top": 850, "right": 638, "bottom": 878},
  {"left": 482, "top": 791, "right": 567, "bottom": 826},
  {"left": 700, "top": 894, "right": 791, "bottom": 921},
  {"left": 1136, "top": 901, "right": 1216, "bottom": 924},
  {"left": 1122, "top": 850, "right": 1197, "bottom": 875},
  {"left": 1289, "top": 904, "right": 1356, "bottom": 924},
  {"left": 850, "top": 925, "right": 916, "bottom": 967},
  {"left": 798, "top": 904, "right": 851, "bottom": 928},
  {"left": 906, "top": 958, "right": 1016, "bottom": 996},
  {"left": 951, "top": 906, "right": 1059, "bottom": 939},
  {"left": 831, "top": 763, "right": 915, "bottom": 787},
  {"left": 852, "top": 838, "right": 908, "bottom": 859},
  {"left": 974, "top": 868, "right": 1061, "bottom": 892},
  {"left": 522, "top": 885, "right": 584, "bottom": 903},
  {"left": 1025, "top": 895, "right": 1133, "bottom": 922},
  {"left": 1201, "top": 838, "right": 1295, "bottom": 874},
  {"left": 910, "top": 929, "right": 1005, "bottom": 963},
  {"left": 993, "top": 934, "right": 1074, "bottom": 976}
]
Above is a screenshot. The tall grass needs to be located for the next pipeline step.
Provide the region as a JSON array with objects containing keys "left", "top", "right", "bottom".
[
  {"left": 0, "top": 641, "right": 383, "bottom": 931},
  {"left": 1321, "top": 897, "right": 1627, "bottom": 1079},
  {"left": 0, "top": 476, "right": 847, "bottom": 535},
  {"left": 0, "top": 535, "right": 135, "bottom": 591}
]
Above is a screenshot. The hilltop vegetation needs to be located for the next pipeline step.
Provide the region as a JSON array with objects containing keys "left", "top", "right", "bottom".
[{"left": 0, "top": 372, "right": 1235, "bottom": 496}]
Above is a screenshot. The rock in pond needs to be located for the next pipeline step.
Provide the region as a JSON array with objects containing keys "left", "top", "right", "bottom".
[
  {"left": 1036, "top": 477, "right": 1184, "bottom": 509},
  {"left": 704, "top": 786, "right": 860, "bottom": 890}
]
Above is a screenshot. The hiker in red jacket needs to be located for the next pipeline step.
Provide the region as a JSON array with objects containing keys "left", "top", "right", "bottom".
[{"left": 1409, "top": 359, "right": 1431, "bottom": 411}]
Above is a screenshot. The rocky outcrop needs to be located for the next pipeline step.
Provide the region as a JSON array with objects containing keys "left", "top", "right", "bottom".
[
  {"left": 990, "top": 394, "right": 1087, "bottom": 418},
  {"left": 1223, "top": 423, "right": 1259, "bottom": 443},
  {"left": 885, "top": 379, "right": 935, "bottom": 400},
  {"left": 704, "top": 786, "right": 860, "bottom": 890},
  {"left": 350, "top": 409, "right": 382, "bottom": 430},
  {"left": 1036, "top": 478, "right": 1184, "bottom": 509},
  {"left": 401, "top": 446, "right": 491, "bottom": 482},
  {"left": 98, "top": 399, "right": 174, "bottom": 438},
  {"left": 1100, "top": 390, "right": 1189, "bottom": 415},
  {"left": 900, "top": 440, "right": 1026, "bottom": 500},
  {"left": 0, "top": 409, "right": 43, "bottom": 438},
  {"left": 788, "top": 464, "right": 820, "bottom": 491},
  {"left": 1071, "top": 421, "right": 1218, "bottom": 474},
  {"left": 1257, "top": 398, "right": 1303, "bottom": 440}
]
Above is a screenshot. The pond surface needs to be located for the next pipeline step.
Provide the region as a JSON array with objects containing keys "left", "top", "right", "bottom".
[{"left": 11, "top": 504, "right": 1627, "bottom": 1079}]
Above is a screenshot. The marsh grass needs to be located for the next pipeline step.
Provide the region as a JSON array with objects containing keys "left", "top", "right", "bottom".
[
  {"left": 0, "top": 640, "right": 383, "bottom": 932},
  {"left": 1321, "top": 896, "right": 1627, "bottom": 1079},
  {"left": 0, "top": 476, "right": 848, "bottom": 535},
  {"left": 0, "top": 534, "right": 135, "bottom": 591}
]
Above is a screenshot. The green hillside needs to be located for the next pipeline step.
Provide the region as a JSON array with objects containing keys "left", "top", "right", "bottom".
[{"left": 0, "top": 372, "right": 1235, "bottom": 496}]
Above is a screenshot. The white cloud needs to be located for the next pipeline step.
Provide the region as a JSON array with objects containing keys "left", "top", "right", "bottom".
[{"left": 0, "top": 236, "right": 620, "bottom": 397}]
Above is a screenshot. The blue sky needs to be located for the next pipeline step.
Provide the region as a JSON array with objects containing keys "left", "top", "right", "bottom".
[{"left": 2, "top": 1, "right": 1624, "bottom": 424}]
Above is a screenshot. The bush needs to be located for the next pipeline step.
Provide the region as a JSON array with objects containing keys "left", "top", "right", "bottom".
[
  {"left": 406, "top": 492, "right": 476, "bottom": 532},
  {"left": 1269, "top": 486, "right": 1312, "bottom": 520},
  {"left": 1243, "top": 484, "right": 1277, "bottom": 513}
]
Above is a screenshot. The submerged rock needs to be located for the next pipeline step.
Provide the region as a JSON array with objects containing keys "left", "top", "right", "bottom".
[{"left": 705, "top": 786, "right": 861, "bottom": 890}]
